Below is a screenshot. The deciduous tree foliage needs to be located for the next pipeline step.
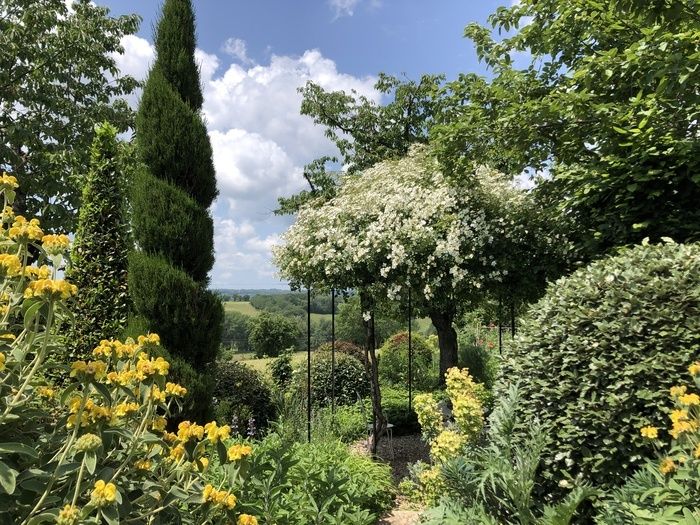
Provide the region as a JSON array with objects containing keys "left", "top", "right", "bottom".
[
  {"left": 0, "top": 0, "right": 139, "bottom": 232},
  {"left": 129, "top": 0, "right": 221, "bottom": 420},
  {"left": 433, "top": 0, "right": 700, "bottom": 256},
  {"left": 67, "top": 123, "right": 130, "bottom": 361}
]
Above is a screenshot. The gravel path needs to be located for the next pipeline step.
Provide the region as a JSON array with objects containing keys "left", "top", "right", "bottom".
[{"left": 351, "top": 433, "right": 428, "bottom": 524}]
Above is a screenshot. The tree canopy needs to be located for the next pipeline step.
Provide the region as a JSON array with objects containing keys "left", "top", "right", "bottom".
[
  {"left": 432, "top": 0, "right": 700, "bottom": 256},
  {"left": 0, "top": 0, "right": 139, "bottom": 232}
]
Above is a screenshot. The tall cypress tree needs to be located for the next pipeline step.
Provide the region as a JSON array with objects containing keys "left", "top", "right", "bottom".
[
  {"left": 130, "top": 0, "right": 222, "bottom": 421},
  {"left": 68, "top": 122, "right": 130, "bottom": 361}
]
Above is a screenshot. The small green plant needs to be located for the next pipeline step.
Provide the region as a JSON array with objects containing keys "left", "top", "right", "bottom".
[
  {"left": 299, "top": 351, "right": 370, "bottom": 407},
  {"left": 269, "top": 347, "right": 294, "bottom": 388}
]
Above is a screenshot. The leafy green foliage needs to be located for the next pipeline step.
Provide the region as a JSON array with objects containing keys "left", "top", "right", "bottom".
[
  {"left": 248, "top": 312, "right": 300, "bottom": 358},
  {"left": 380, "top": 386, "right": 419, "bottom": 435},
  {"left": 457, "top": 317, "right": 499, "bottom": 390},
  {"left": 269, "top": 349, "right": 294, "bottom": 388},
  {"left": 67, "top": 123, "right": 130, "bottom": 361},
  {"left": 301, "top": 351, "right": 370, "bottom": 407},
  {"left": 335, "top": 295, "right": 404, "bottom": 347},
  {"left": 131, "top": 168, "right": 214, "bottom": 283},
  {"left": 316, "top": 340, "right": 366, "bottom": 365},
  {"left": 378, "top": 331, "right": 438, "bottom": 391},
  {"left": 502, "top": 241, "right": 700, "bottom": 496},
  {"left": 128, "top": 252, "right": 223, "bottom": 366},
  {"left": 433, "top": 0, "right": 700, "bottom": 255},
  {"left": 220, "top": 310, "right": 251, "bottom": 352},
  {"left": 130, "top": 0, "right": 220, "bottom": 420},
  {"left": 217, "top": 435, "right": 393, "bottom": 524},
  {"left": 0, "top": 0, "right": 139, "bottom": 232},
  {"left": 212, "top": 361, "right": 275, "bottom": 436},
  {"left": 421, "top": 385, "right": 595, "bottom": 525}
]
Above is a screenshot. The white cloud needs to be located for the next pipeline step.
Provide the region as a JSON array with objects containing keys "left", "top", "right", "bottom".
[
  {"left": 328, "top": 0, "right": 361, "bottom": 18},
  {"left": 221, "top": 37, "right": 253, "bottom": 65},
  {"left": 112, "top": 35, "right": 379, "bottom": 288}
]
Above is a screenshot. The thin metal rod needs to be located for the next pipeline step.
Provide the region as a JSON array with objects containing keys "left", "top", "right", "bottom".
[
  {"left": 408, "top": 288, "right": 413, "bottom": 412},
  {"left": 307, "top": 287, "right": 312, "bottom": 443},
  {"left": 498, "top": 296, "right": 503, "bottom": 354},
  {"left": 331, "top": 288, "right": 336, "bottom": 414}
]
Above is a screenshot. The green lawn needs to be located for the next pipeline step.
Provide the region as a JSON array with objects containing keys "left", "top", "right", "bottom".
[
  {"left": 223, "top": 301, "right": 260, "bottom": 316},
  {"left": 231, "top": 350, "right": 307, "bottom": 374}
]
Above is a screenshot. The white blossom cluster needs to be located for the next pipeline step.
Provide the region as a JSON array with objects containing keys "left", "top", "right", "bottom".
[{"left": 274, "top": 145, "right": 550, "bottom": 305}]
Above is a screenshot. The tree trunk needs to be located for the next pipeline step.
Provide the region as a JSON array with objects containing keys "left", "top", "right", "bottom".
[
  {"left": 360, "top": 291, "right": 385, "bottom": 455},
  {"left": 430, "top": 310, "right": 458, "bottom": 385}
]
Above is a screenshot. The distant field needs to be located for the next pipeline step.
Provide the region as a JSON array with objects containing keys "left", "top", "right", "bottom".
[
  {"left": 232, "top": 350, "right": 307, "bottom": 375},
  {"left": 310, "top": 313, "right": 332, "bottom": 322},
  {"left": 223, "top": 301, "right": 260, "bottom": 316}
]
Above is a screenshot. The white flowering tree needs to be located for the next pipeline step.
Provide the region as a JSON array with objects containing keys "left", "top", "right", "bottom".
[{"left": 275, "top": 146, "right": 561, "bottom": 447}]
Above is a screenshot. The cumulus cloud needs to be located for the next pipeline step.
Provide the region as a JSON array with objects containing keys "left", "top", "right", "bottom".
[
  {"left": 112, "top": 35, "right": 379, "bottom": 288},
  {"left": 221, "top": 37, "right": 253, "bottom": 65}
]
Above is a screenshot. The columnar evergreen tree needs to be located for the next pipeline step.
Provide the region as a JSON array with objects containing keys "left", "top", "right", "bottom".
[
  {"left": 129, "top": 0, "right": 222, "bottom": 421},
  {"left": 68, "top": 122, "right": 130, "bottom": 360}
]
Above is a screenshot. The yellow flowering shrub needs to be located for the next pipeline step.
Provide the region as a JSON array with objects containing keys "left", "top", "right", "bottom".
[
  {"left": 0, "top": 179, "right": 258, "bottom": 525},
  {"left": 409, "top": 367, "right": 484, "bottom": 504}
]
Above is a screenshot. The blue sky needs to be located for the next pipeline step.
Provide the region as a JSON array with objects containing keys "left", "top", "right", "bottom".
[{"left": 102, "top": 0, "right": 507, "bottom": 289}]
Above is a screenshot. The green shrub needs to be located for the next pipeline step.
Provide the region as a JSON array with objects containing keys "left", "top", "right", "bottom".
[
  {"left": 378, "top": 331, "right": 438, "bottom": 391},
  {"left": 501, "top": 241, "right": 700, "bottom": 495},
  {"left": 213, "top": 434, "right": 393, "bottom": 524},
  {"left": 302, "top": 351, "right": 370, "bottom": 407},
  {"left": 313, "top": 404, "right": 367, "bottom": 443},
  {"left": 316, "top": 340, "right": 366, "bottom": 364},
  {"left": 67, "top": 123, "right": 130, "bottom": 361},
  {"left": 457, "top": 322, "right": 498, "bottom": 390},
  {"left": 213, "top": 361, "right": 275, "bottom": 436},
  {"left": 269, "top": 348, "right": 294, "bottom": 388},
  {"left": 248, "top": 312, "right": 299, "bottom": 358}
]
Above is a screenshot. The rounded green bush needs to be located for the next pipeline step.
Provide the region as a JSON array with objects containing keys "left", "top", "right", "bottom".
[
  {"left": 213, "top": 361, "right": 275, "bottom": 436},
  {"left": 315, "top": 340, "right": 366, "bottom": 364},
  {"left": 502, "top": 241, "right": 700, "bottom": 494},
  {"left": 378, "top": 331, "right": 437, "bottom": 391},
  {"left": 305, "top": 351, "right": 370, "bottom": 407}
]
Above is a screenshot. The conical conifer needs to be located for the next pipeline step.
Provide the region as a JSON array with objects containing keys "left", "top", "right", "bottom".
[{"left": 130, "top": 0, "right": 222, "bottom": 421}]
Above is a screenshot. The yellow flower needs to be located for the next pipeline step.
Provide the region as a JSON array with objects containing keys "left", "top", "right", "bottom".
[
  {"left": 24, "top": 279, "right": 77, "bottom": 300},
  {"left": 151, "top": 416, "right": 167, "bottom": 432},
  {"left": 163, "top": 432, "right": 178, "bottom": 443},
  {"left": 0, "top": 352, "right": 5, "bottom": 371},
  {"left": 151, "top": 385, "right": 166, "bottom": 403},
  {"left": 74, "top": 433, "right": 102, "bottom": 452},
  {"left": 0, "top": 253, "right": 21, "bottom": 277},
  {"left": 41, "top": 233, "right": 70, "bottom": 255},
  {"left": 640, "top": 426, "right": 658, "bottom": 439},
  {"left": 694, "top": 444, "right": 700, "bottom": 459},
  {"left": 135, "top": 459, "right": 152, "bottom": 471},
  {"left": 205, "top": 421, "right": 231, "bottom": 443},
  {"left": 196, "top": 456, "right": 209, "bottom": 471},
  {"left": 23, "top": 265, "right": 51, "bottom": 280},
  {"left": 165, "top": 382, "right": 187, "bottom": 397},
  {"left": 90, "top": 480, "right": 117, "bottom": 507},
  {"left": 1, "top": 205, "right": 14, "bottom": 224},
  {"left": 70, "top": 360, "right": 107, "bottom": 381},
  {"left": 0, "top": 172, "right": 18, "bottom": 190},
  {"left": 670, "top": 385, "right": 688, "bottom": 398},
  {"left": 114, "top": 402, "right": 139, "bottom": 417},
  {"left": 202, "top": 484, "right": 236, "bottom": 509},
  {"left": 659, "top": 457, "right": 677, "bottom": 475},
  {"left": 9, "top": 215, "right": 43, "bottom": 241},
  {"left": 227, "top": 444, "right": 253, "bottom": 461},
  {"left": 670, "top": 409, "right": 689, "bottom": 424},
  {"left": 56, "top": 504, "right": 80, "bottom": 525},
  {"left": 670, "top": 419, "right": 698, "bottom": 439},
  {"left": 137, "top": 333, "right": 160, "bottom": 346},
  {"left": 136, "top": 354, "right": 170, "bottom": 377},
  {"left": 168, "top": 444, "right": 185, "bottom": 461},
  {"left": 679, "top": 393, "right": 700, "bottom": 406},
  {"left": 177, "top": 421, "right": 204, "bottom": 442},
  {"left": 431, "top": 429, "right": 467, "bottom": 463},
  {"left": 238, "top": 515, "right": 258, "bottom": 525},
  {"left": 689, "top": 362, "right": 700, "bottom": 376},
  {"left": 37, "top": 386, "right": 55, "bottom": 399}
]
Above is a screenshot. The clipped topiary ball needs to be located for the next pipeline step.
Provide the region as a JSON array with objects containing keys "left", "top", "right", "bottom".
[
  {"left": 378, "top": 331, "right": 438, "bottom": 391},
  {"left": 213, "top": 361, "right": 275, "bottom": 436},
  {"left": 303, "top": 351, "right": 370, "bottom": 407},
  {"left": 502, "top": 241, "right": 700, "bottom": 494}
]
